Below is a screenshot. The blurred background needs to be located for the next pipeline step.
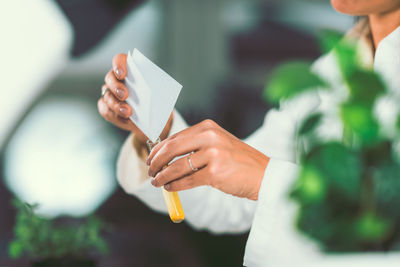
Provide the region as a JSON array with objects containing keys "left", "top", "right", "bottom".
[{"left": 0, "top": 0, "right": 353, "bottom": 266}]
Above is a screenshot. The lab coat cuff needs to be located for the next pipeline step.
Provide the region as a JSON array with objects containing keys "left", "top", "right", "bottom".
[{"left": 116, "top": 134, "right": 149, "bottom": 194}]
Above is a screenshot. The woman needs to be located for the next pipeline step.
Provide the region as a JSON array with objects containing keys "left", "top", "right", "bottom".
[{"left": 98, "top": 0, "right": 400, "bottom": 265}]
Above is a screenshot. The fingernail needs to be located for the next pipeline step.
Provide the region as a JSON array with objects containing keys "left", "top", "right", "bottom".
[
  {"left": 164, "top": 184, "right": 171, "bottom": 190},
  {"left": 115, "top": 68, "right": 123, "bottom": 78},
  {"left": 146, "top": 158, "right": 150, "bottom": 166},
  {"left": 116, "top": 89, "right": 125, "bottom": 99},
  {"left": 120, "top": 107, "right": 129, "bottom": 116},
  {"left": 150, "top": 178, "right": 156, "bottom": 186}
]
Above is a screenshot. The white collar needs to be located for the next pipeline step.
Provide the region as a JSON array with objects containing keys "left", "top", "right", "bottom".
[
  {"left": 347, "top": 18, "right": 400, "bottom": 93},
  {"left": 345, "top": 18, "right": 374, "bottom": 67},
  {"left": 374, "top": 26, "right": 400, "bottom": 95},
  {"left": 314, "top": 18, "right": 399, "bottom": 94}
]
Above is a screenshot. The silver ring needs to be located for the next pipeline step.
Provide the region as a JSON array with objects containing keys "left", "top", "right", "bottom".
[
  {"left": 101, "top": 87, "right": 110, "bottom": 97},
  {"left": 187, "top": 152, "right": 198, "bottom": 172}
]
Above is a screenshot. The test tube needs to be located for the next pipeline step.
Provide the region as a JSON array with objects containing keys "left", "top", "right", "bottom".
[{"left": 147, "top": 138, "right": 185, "bottom": 223}]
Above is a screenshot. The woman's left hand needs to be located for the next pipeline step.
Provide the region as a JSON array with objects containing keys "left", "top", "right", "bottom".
[{"left": 146, "top": 120, "right": 270, "bottom": 200}]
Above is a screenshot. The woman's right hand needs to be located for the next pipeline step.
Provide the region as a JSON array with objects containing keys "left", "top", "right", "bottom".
[{"left": 97, "top": 53, "right": 173, "bottom": 144}]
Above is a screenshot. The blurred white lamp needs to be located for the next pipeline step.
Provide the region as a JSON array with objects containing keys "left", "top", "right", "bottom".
[
  {"left": 4, "top": 97, "right": 118, "bottom": 217},
  {"left": 0, "top": 0, "right": 72, "bottom": 148},
  {"left": 0, "top": 0, "right": 119, "bottom": 217}
]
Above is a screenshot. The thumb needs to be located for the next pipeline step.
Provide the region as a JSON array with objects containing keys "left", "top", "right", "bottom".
[{"left": 112, "top": 53, "right": 128, "bottom": 80}]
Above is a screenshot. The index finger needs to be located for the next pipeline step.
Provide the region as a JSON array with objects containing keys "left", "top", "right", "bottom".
[
  {"left": 147, "top": 121, "right": 209, "bottom": 165},
  {"left": 112, "top": 53, "right": 127, "bottom": 80},
  {"left": 147, "top": 136, "right": 204, "bottom": 177}
]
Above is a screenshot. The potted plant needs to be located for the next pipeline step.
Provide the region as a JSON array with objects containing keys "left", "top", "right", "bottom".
[
  {"left": 8, "top": 199, "right": 108, "bottom": 267},
  {"left": 264, "top": 31, "right": 400, "bottom": 255}
]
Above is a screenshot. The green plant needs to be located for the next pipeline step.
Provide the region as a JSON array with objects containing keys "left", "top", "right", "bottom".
[
  {"left": 264, "top": 31, "right": 400, "bottom": 251},
  {"left": 9, "top": 198, "right": 109, "bottom": 260}
]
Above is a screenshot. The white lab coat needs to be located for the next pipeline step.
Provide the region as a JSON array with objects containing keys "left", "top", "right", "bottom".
[{"left": 116, "top": 20, "right": 400, "bottom": 266}]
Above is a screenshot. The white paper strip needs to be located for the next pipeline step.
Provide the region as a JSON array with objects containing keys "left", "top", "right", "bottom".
[{"left": 124, "top": 48, "right": 183, "bottom": 142}]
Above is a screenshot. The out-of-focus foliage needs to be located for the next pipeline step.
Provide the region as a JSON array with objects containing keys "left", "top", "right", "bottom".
[
  {"left": 340, "top": 102, "right": 380, "bottom": 145},
  {"left": 264, "top": 61, "right": 326, "bottom": 103},
  {"left": 264, "top": 30, "right": 400, "bottom": 252},
  {"left": 9, "top": 199, "right": 108, "bottom": 260}
]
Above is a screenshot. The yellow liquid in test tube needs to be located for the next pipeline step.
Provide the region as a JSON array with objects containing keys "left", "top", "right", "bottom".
[
  {"left": 147, "top": 138, "right": 185, "bottom": 223},
  {"left": 161, "top": 187, "right": 185, "bottom": 223}
]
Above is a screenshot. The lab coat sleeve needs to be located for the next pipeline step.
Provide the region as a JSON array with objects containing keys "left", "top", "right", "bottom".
[
  {"left": 117, "top": 110, "right": 257, "bottom": 233},
  {"left": 243, "top": 159, "right": 321, "bottom": 267},
  {"left": 241, "top": 91, "right": 322, "bottom": 266}
]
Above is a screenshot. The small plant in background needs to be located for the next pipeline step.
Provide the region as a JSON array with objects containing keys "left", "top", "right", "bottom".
[
  {"left": 264, "top": 31, "right": 400, "bottom": 252},
  {"left": 9, "top": 198, "right": 108, "bottom": 266}
]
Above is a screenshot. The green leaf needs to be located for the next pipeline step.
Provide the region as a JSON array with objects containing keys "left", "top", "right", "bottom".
[
  {"left": 296, "top": 203, "right": 360, "bottom": 251},
  {"left": 15, "top": 225, "right": 32, "bottom": 240},
  {"left": 299, "top": 113, "right": 322, "bottom": 135},
  {"left": 296, "top": 204, "right": 333, "bottom": 242},
  {"left": 291, "top": 164, "right": 326, "bottom": 204},
  {"left": 318, "top": 29, "right": 343, "bottom": 53},
  {"left": 318, "top": 29, "right": 358, "bottom": 77},
  {"left": 9, "top": 198, "right": 109, "bottom": 259},
  {"left": 354, "top": 213, "right": 392, "bottom": 242},
  {"left": 264, "top": 61, "right": 326, "bottom": 103},
  {"left": 9, "top": 241, "right": 24, "bottom": 259},
  {"left": 340, "top": 102, "right": 380, "bottom": 144},
  {"left": 306, "top": 142, "right": 361, "bottom": 198},
  {"left": 331, "top": 37, "right": 358, "bottom": 79},
  {"left": 347, "top": 70, "right": 385, "bottom": 105},
  {"left": 373, "top": 161, "right": 400, "bottom": 219}
]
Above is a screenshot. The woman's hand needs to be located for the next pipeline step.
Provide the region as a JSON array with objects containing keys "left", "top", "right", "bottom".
[
  {"left": 97, "top": 53, "right": 173, "bottom": 144},
  {"left": 147, "top": 120, "right": 270, "bottom": 200}
]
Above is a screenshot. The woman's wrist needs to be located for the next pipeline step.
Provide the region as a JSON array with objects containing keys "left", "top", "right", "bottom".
[
  {"left": 132, "top": 134, "right": 149, "bottom": 159},
  {"left": 248, "top": 155, "right": 270, "bottom": 201}
]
